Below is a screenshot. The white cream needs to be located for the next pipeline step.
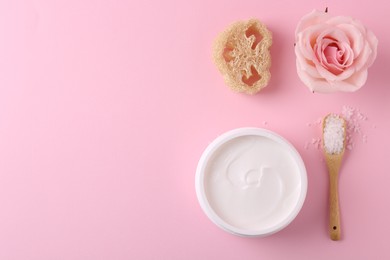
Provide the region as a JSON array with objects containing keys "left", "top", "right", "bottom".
[{"left": 200, "top": 133, "right": 304, "bottom": 234}]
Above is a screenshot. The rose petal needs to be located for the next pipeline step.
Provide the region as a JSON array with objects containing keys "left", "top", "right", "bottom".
[
  {"left": 296, "top": 33, "right": 316, "bottom": 61},
  {"left": 295, "top": 10, "right": 329, "bottom": 37},
  {"left": 328, "top": 16, "right": 367, "bottom": 36},
  {"left": 353, "top": 40, "right": 375, "bottom": 71},
  {"left": 320, "top": 41, "right": 354, "bottom": 74},
  {"left": 296, "top": 60, "right": 329, "bottom": 92},
  {"left": 322, "top": 45, "right": 344, "bottom": 74},
  {"left": 365, "top": 29, "right": 379, "bottom": 67},
  {"left": 337, "top": 23, "right": 365, "bottom": 56},
  {"left": 314, "top": 28, "right": 353, "bottom": 72},
  {"left": 330, "top": 79, "right": 360, "bottom": 92},
  {"left": 297, "top": 58, "right": 362, "bottom": 93},
  {"left": 326, "top": 15, "right": 355, "bottom": 27},
  {"left": 296, "top": 65, "right": 335, "bottom": 92},
  {"left": 308, "top": 80, "right": 334, "bottom": 92},
  {"left": 341, "top": 42, "right": 354, "bottom": 66},
  {"left": 318, "top": 27, "right": 351, "bottom": 45},
  {"left": 315, "top": 60, "right": 355, "bottom": 81},
  {"left": 295, "top": 54, "right": 322, "bottom": 79},
  {"left": 344, "top": 69, "right": 368, "bottom": 89},
  {"left": 297, "top": 23, "right": 330, "bottom": 60}
]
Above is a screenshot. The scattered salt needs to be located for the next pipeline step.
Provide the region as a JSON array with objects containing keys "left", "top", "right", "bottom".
[
  {"left": 304, "top": 119, "right": 323, "bottom": 151},
  {"left": 323, "top": 114, "right": 345, "bottom": 154},
  {"left": 305, "top": 106, "right": 373, "bottom": 155},
  {"left": 341, "top": 105, "right": 368, "bottom": 150}
]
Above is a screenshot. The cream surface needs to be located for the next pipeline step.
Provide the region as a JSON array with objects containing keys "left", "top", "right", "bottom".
[{"left": 204, "top": 135, "right": 302, "bottom": 231}]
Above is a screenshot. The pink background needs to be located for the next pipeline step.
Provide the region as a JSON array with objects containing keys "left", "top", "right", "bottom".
[{"left": 1, "top": 0, "right": 389, "bottom": 259}]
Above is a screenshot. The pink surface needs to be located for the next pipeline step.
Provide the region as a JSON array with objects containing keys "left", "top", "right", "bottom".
[{"left": 0, "top": 0, "right": 389, "bottom": 259}]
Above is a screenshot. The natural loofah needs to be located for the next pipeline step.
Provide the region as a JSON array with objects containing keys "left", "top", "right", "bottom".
[{"left": 213, "top": 19, "right": 272, "bottom": 94}]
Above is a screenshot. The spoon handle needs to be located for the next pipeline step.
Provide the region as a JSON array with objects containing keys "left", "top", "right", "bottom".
[{"left": 329, "top": 171, "right": 341, "bottom": 240}]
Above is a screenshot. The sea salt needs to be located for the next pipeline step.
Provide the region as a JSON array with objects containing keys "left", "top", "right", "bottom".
[
  {"left": 305, "top": 106, "right": 372, "bottom": 155},
  {"left": 341, "top": 105, "right": 368, "bottom": 150},
  {"left": 323, "top": 114, "right": 345, "bottom": 154}
]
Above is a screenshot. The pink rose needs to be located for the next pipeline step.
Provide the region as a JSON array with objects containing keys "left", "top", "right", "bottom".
[{"left": 295, "top": 10, "right": 378, "bottom": 93}]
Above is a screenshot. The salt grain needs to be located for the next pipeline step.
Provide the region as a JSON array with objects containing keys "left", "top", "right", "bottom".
[
  {"left": 341, "top": 105, "right": 368, "bottom": 149},
  {"left": 305, "top": 106, "right": 371, "bottom": 154},
  {"left": 323, "top": 114, "right": 345, "bottom": 154}
]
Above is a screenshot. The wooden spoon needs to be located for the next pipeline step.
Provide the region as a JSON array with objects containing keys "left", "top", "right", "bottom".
[{"left": 322, "top": 114, "right": 346, "bottom": 241}]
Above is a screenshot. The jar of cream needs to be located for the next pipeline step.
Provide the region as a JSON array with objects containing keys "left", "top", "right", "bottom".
[{"left": 195, "top": 128, "right": 307, "bottom": 237}]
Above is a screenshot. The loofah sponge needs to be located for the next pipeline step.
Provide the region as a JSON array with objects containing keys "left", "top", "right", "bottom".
[{"left": 213, "top": 19, "right": 272, "bottom": 95}]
